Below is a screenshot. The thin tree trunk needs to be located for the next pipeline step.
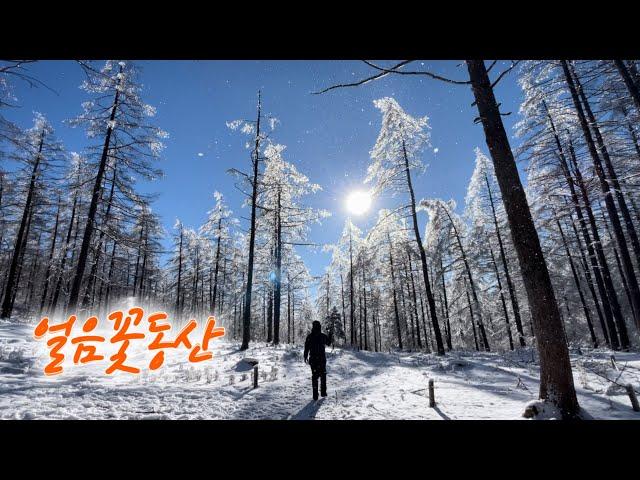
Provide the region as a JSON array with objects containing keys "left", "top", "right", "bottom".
[
  {"left": 485, "top": 173, "right": 526, "bottom": 346},
  {"left": 267, "top": 287, "right": 273, "bottom": 343},
  {"left": 50, "top": 187, "right": 78, "bottom": 312},
  {"left": 10, "top": 207, "right": 34, "bottom": 312},
  {"left": 556, "top": 217, "right": 598, "bottom": 347},
  {"left": 441, "top": 203, "right": 490, "bottom": 352},
  {"left": 273, "top": 187, "right": 282, "bottom": 344},
  {"left": 212, "top": 217, "right": 222, "bottom": 314},
  {"left": 407, "top": 251, "right": 423, "bottom": 349},
  {"left": 388, "top": 234, "right": 403, "bottom": 350},
  {"left": 175, "top": 226, "right": 183, "bottom": 317},
  {"left": 40, "top": 195, "right": 61, "bottom": 314},
  {"left": 362, "top": 260, "right": 369, "bottom": 350},
  {"left": 340, "top": 272, "right": 346, "bottom": 344},
  {"left": 440, "top": 256, "right": 452, "bottom": 351},
  {"left": 103, "top": 240, "right": 117, "bottom": 311},
  {"left": 349, "top": 225, "right": 355, "bottom": 346},
  {"left": 466, "top": 287, "right": 479, "bottom": 351},
  {"left": 401, "top": 139, "right": 445, "bottom": 355},
  {"left": 489, "top": 244, "right": 514, "bottom": 350},
  {"left": 241, "top": 91, "right": 262, "bottom": 350}
]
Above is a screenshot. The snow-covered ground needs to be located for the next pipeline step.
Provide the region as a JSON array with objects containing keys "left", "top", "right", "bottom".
[{"left": 1, "top": 320, "right": 639, "bottom": 420}]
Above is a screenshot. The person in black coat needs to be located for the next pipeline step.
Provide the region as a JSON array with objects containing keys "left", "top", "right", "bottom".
[{"left": 303, "top": 320, "right": 333, "bottom": 401}]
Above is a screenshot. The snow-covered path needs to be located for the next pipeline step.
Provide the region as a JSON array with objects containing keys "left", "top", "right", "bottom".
[{"left": 1, "top": 321, "right": 639, "bottom": 420}]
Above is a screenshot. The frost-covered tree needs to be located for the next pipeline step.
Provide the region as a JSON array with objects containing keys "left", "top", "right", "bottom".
[
  {"left": 200, "top": 191, "right": 237, "bottom": 316},
  {"left": 466, "top": 148, "right": 527, "bottom": 348},
  {"left": 259, "top": 142, "right": 328, "bottom": 344},
  {"left": 66, "top": 60, "right": 166, "bottom": 312},
  {"left": 318, "top": 60, "right": 579, "bottom": 417},
  {"left": 227, "top": 91, "right": 271, "bottom": 349},
  {"left": 1, "top": 113, "right": 63, "bottom": 319},
  {"left": 366, "top": 97, "right": 445, "bottom": 355}
]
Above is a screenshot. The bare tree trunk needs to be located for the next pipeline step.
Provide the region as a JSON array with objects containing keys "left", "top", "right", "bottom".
[
  {"left": 388, "top": 234, "right": 403, "bottom": 350},
  {"left": 556, "top": 217, "right": 598, "bottom": 347},
  {"left": 407, "top": 251, "right": 423, "bottom": 349},
  {"left": 439, "top": 256, "right": 452, "bottom": 351},
  {"left": 10, "top": 207, "right": 34, "bottom": 312},
  {"left": 267, "top": 287, "right": 273, "bottom": 343},
  {"left": 25, "top": 232, "right": 42, "bottom": 308},
  {"left": 273, "top": 187, "right": 282, "bottom": 344},
  {"left": 50, "top": 186, "right": 79, "bottom": 312},
  {"left": 402, "top": 260, "right": 416, "bottom": 349},
  {"left": 40, "top": 195, "right": 61, "bottom": 313},
  {"left": 361, "top": 261, "right": 369, "bottom": 350},
  {"left": 212, "top": 218, "right": 222, "bottom": 314},
  {"left": 419, "top": 289, "right": 432, "bottom": 353},
  {"left": 489, "top": 244, "right": 514, "bottom": 350},
  {"left": 103, "top": 240, "right": 117, "bottom": 311},
  {"left": 466, "top": 287, "right": 479, "bottom": 351},
  {"left": 349, "top": 225, "right": 355, "bottom": 346},
  {"left": 132, "top": 226, "right": 145, "bottom": 297},
  {"left": 287, "top": 278, "right": 291, "bottom": 344},
  {"left": 340, "top": 272, "right": 346, "bottom": 343},
  {"left": 175, "top": 225, "right": 183, "bottom": 317}
]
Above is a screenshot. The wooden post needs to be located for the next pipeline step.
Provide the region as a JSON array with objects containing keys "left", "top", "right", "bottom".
[
  {"left": 626, "top": 384, "right": 639, "bottom": 412},
  {"left": 253, "top": 365, "right": 259, "bottom": 389},
  {"left": 428, "top": 379, "right": 435, "bottom": 408}
]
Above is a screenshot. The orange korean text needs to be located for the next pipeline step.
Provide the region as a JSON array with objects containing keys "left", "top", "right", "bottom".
[{"left": 33, "top": 308, "right": 225, "bottom": 376}]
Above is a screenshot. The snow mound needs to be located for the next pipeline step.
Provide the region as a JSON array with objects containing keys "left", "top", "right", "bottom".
[{"left": 522, "top": 400, "right": 561, "bottom": 420}]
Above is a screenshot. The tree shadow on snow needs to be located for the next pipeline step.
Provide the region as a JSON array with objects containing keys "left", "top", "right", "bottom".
[
  {"left": 290, "top": 399, "right": 324, "bottom": 420},
  {"left": 433, "top": 405, "right": 451, "bottom": 420},
  {"left": 232, "top": 360, "right": 255, "bottom": 372}
]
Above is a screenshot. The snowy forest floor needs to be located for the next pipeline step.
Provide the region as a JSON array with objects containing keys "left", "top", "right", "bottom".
[{"left": 1, "top": 320, "right": 640, "bottom": 420}]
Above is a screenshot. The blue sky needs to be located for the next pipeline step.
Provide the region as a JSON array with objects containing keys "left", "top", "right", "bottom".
[{"left": 6, "top": 60, "right": 525, "bottom": 282}]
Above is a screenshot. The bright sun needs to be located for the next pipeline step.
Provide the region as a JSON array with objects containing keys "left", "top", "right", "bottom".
[{"left": 346, "top": 190, "right": 372, "bottom": 216}]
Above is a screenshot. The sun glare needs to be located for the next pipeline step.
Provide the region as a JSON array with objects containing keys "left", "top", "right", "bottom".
[{"left": 346, "top": 190, "right": 372, "bottom": 216}]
